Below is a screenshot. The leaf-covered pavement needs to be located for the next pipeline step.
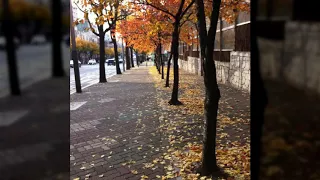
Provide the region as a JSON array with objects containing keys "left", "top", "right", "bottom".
[
  {"left": 70, "top": 64, "right": 250, "bottom": 180},
  {"left": 260, "top": 80, "right": 320, "bottom": 180},
  {"left": 148, "top": 67, "right": 250, "bottom": 180}
]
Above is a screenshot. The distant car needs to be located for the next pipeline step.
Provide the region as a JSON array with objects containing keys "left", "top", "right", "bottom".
[
  {"left": 70, "top": 60, "right": 81, "bottom": 68},
  {"left": 30, "top": 35, "right": 46, "bottom": 45},
  {"left": 0, "top": 36, "right": 20, "bottom": 50},
  {"left": 118, "top": 58, "right": 123, "bottom": 63},
  {"left": 88, "top": 59, "right": 97, "bottom": 65},
  {"left": 106, "top": 58, "right": 115, "bottom": 66}
]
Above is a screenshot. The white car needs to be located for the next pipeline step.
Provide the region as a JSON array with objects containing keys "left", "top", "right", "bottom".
[
  {"left": 88, "top": 59, "right": 97, "bottom": 65},
  {"left": 70, "top": 60, "right": 81, "bottom": 68},
  {"left": 30, "top": 35, "right": 46, "bottom": 45},
  {"left": 0, "top": 36, "right": 20, "bottom": 49}
]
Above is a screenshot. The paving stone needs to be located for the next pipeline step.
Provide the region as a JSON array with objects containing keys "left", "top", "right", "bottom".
[{"left": 70, "top": 64, "right": 250, "bottom": 179}]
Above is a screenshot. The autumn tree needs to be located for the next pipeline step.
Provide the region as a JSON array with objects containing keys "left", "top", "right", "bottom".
[
  {"left": 165, "top": 19, "right": 197, "bottom": 87},
  {"left": 135, "top": 0, "right": 196, "bottom": 105},
  {"left": 195, "top": 0, "right": 249, "bottom": 176},
  {"left": 74, "top": 0, "right": 128, "bottom": 82},
  {"left": 107, "top": 0, "right": 130, "bottom": 74},
  {"left": 118, "top": 7, "right": 173, "bottom": 82},
  {"left": 73, "top": 37, "right": 100, "bottom": 63}
]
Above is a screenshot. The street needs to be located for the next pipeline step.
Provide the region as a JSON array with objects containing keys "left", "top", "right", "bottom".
[
  {"left": 70, "top": 63, "right": 119, "bottom": 94},
  {"left": 0, "top": 43, "right": 70, "bottom": 98}
]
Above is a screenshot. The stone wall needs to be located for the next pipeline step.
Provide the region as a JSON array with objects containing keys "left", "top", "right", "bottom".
[
  {"left": 178, "top": 51, "right": 251, "bottom": 92},
  {"left": 178, "top": 57, "right": 202, "bottom": 75},
  {"left": 259, "top": 21, "right": 320, "bottom": 94}
]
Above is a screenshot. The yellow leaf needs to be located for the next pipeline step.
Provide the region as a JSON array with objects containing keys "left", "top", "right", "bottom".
[{"left": 141, "top": 175, "right": 149, "bottom": 179}]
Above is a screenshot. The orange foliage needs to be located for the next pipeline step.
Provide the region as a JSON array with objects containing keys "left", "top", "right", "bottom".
[
  {"left": 118, "top": 8, "right": 172, "bottom": 53},
  {"left": 0, "top": 0, "right": 51, "bottom": 22},
  {"left": 203, "top": 0, "right": 250, "bottom": 24},
  {"left": 119, "top": 0, "right": 198, "bottom": 53}
]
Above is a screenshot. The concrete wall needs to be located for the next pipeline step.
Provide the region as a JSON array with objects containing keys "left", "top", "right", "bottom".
[
  {"left": 259, "top": 21, "right": 320, "bottom": 94},
  {"left": 178, "top": 56, "right": 202, "bottom": 75},
  {"left": 178, "top": 51, "right": 251, "bottom": 92}
]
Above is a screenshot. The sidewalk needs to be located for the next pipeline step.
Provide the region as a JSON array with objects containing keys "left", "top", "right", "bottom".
[
  {"left": 0, "top": 77, "right": 70, "bottom": 180},
  {"left": 70, "top": 62, "right": 167, "bottom": 179},
  {"left": 70, "top": 62, "right": 250, "bottom": 180}
]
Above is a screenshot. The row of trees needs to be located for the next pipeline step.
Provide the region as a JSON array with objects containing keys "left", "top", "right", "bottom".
[
  {"left": 73, "top": 0, "right": 249, "bottom": 176},
  {"left": 115, "top": 0, "right": 249, "bottom": 176},
  {"left": 2, "top": 0, "right": 67, "bottom": 95},
  {"left": 0, "top": 0, "right": 69, "bottom": 41},
  {"left": 73, "top": 37, "right": 125, "bottom": 64},
  {"left": 74, "top": 0, "right": 149, "bottom": 81}
]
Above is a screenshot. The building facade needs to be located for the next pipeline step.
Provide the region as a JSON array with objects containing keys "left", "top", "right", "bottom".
[{"left": 178, "top": 8, "right": 251, "bottom": 93}]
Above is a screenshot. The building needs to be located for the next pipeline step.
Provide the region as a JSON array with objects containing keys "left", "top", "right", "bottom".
[
  {"left": 178, "top": 3, "right": 251, "bottom": 93},
  {"left": 72, "top": 2, "right": 99, "bottom": 43}
]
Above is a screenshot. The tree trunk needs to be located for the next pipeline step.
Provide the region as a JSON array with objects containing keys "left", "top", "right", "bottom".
[
  {"left": 196, "top": 0, "right": 221, "bottom": 176},
  {"left": 160, "top": 43, "right": 164, "bottom": 79},
  {"left": 52, "top": 0, "right": 65, "bottom": 77},
  {"left": 266, "top": 0, "right": 274, "bottom": 20},
  {"left": 135, "top": 50, "right": 139, "bottom": 67},
  {"left": 130, "top": 47, "right": 134, "bottom": 68},
  {"left": 70, "top": 2, "right": 81, "bottom": 93},
  {"left": 165, "top": 53, "right": 173, "bottom": 87},
  {"left": 121, "top": 38, "right": 125, "bottom": 72},
  {"left": 251, "top": 1, "right": 268, "bottom": 179},
  {"left": 98, "top": 27, "right": 107, "bottom": 83},
  {"left": 168, "top": 24, "right": 182, "bottom": 105},
  {"left": 3, "top": 0, "right": 20, "bottom": 95},
  {"left": 112, "top": 37, "right": 122, "bottom": 74},
  {"left": 155, "top": 45, "right": 161, "bottom": 74},
  {"left": 125, "top": 46, "right": 131, "bottom": 70}
]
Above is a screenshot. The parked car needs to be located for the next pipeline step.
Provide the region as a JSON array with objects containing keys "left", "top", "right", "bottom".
[
  {"left": 118, "top": 58, "right": 123, "bottom": 63},
  {"left": 30, "top": 35, "right": 46, "bottom": 45},
  {"left": 70, "top": 60, "right": 81, "bottom": 68},
  {"left": 0, "top": 36, "right": 20, "bottom": 50},
  {"left": 88, "top": 59, "right": 97, "bottom": 65},
  {"left": 106, "top": 58, "right": 115, "bottom": 66}
]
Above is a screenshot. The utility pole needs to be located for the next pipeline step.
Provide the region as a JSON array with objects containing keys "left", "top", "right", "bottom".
[
  {"left": 70, "top": 0, "right": 82, "bottom": 93},
  {"left": 3, "top": 0, "right": 20, "bottom": 95}
]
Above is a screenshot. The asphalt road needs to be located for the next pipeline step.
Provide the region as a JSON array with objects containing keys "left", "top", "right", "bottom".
[
  {"left": 70, "top": 63, "right": 120, "bottom": 94},
  {"left": 0, "top": 43, "right": 70, "bottom": 98}
]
